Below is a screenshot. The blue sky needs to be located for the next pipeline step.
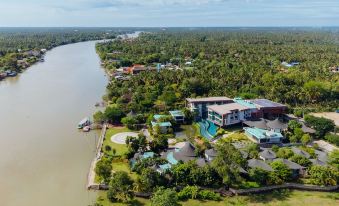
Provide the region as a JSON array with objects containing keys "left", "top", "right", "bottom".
[{"left": 0, "top": 0, "right": 339, "bottom": 27}]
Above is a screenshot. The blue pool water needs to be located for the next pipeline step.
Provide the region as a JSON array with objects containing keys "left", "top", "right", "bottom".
[{"left": 197, "top": 119, "right": 217, "bottom": 139}]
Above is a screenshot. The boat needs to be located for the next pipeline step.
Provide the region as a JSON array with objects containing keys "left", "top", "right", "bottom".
[
  {"left": 78, "top": 117, "right": 91, "bottom": 129},
  {"left": 6, "top": 70, "right": 17, "bottom": 77},
  {"left": 83, "top": 126, "right": 91, "bottom": 132}
]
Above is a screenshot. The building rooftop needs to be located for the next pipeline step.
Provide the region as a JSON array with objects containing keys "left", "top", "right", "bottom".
[
  {"left": 250, "top": 99, "right": 286, "bottom": 109},
  {"left": 205, "top": 148, "right": 218, "bottom": 157},
  {"left": 259, "top": 149, "right": 276, "bottom": 159},
  {"left": 273, "top": 158, "right": 304, "bottom": 170},
  {"left": 266, "top": 118, "right": 288, "bottom": 130},
  {"left": 310, "top": 158, "right": 327, "bottom": 166},
  {"left": 243, "top": 118, "right": 268, "bottom": 129},
  {"left": 151, "top": 121, "right": 172, "bottom": 127},
  {"left": 207, "top": 102, "right": 249, "bottom": 115},
  {"left": 291, "top": 147, "right": 311, "bottom": 159},
  {"left": 244, "top": 127, "right": 283, "bottom": 140},
  {"left": 248, "top": 159, "right": 274, "bottom": 172},
  {"left": 169, "top": 110, "right": 185, "bottom": 117},
  {"left": 186, "top": 96, "right": 232, "bottom": 103},
  {"left": 233, "top": 97, "right": 257, "bottom": 109}
]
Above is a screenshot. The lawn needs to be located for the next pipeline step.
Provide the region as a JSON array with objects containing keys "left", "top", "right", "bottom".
[
  {"left": 95, "top": 190, "right": 339, "bottom": 206},
  {"left": 103, "top": 127, "right": 132, "bottom": 156}
]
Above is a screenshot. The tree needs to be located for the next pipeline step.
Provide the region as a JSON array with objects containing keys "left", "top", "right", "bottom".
[
  {"left": 150, "top": 187, "right": 179, "bottom": 206},
  {"left": 329, "top": 150, "right": 339, "bottom": 170},
  {"left": 95, "top": 158, "right": 112, "bottom": 184},
  {"left": 249, "top": 168, "right": 270, "bottom": 186},
  {"left": 150, "top": 134, "right": 168, "bottom": 152},
  {"left": 325, "top": 133, "right": 339, "bottom": 146},
  {"left": 304, "top": 115, "right": 335, "bottom": 138},
  {"left": 93, "top": 111, "right": 105, "bottom": 123},
  {"left": 276, "top": 148, "right": 294, "bottom": 159},
  {"left": 270, "top": 161, "right": 292, "bottom": 182},
  {"left": 121, "top": 116, "right": 138, "bottom": 130},
  {"left": 308, "top": 165, "right": 338, "bottom": 186},
  {"left": 211, "top": 142, "right": 246, "bottom": 185},
  {"left": 301, "top": 134, "right": 311, "bottom": 146},
  {"left": 288, "top": 120, "right": 302, "bottom": 131},
  {"left": 136, "top": 168, "right": 162, "bottom": 192},
  {"left": 104, "top": 107, "right": 125, "bottom": 123},
  {"left": 289, "top": 155, "right": 312, "bottom": 168},
  {"left": 107, "top": 171, "right": 134, "bottom": 203}
]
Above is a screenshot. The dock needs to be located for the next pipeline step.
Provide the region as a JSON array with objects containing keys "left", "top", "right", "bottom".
[{"left": 86, "top": 124, "right": 108, "bottom": 190}]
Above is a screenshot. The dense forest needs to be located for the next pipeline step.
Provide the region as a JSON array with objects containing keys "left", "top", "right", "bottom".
[
  {"left": 0, "top": 27, "right": 137, "bottom": 74},
  {"left": 96, "top": 28, "right": 339, "bottom": 114}
]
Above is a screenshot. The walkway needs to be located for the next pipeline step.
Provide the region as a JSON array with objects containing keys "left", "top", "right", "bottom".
[{"left": 87, "top": 124, "right": 107, "bottom": 190}]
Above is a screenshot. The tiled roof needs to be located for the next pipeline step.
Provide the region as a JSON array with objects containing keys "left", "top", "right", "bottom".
[
  {"left": 208, "top": 103, "right": 249, "bottom": 115},
  {"left": 186, "top": 96, "right": 232, "bottom": 103}
]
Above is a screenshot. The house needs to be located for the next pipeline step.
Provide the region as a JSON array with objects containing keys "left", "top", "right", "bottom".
[
  {"left": 244, "top": 127, "right": 283, "bottom": 143},
  {"left": 162, "top": 142, "right": 197, "bottom": 164},
  {"left": 169, "top": 110, "right": 185, "bottom": 123},
  {"left": 266, "top": 118, "right": 288, "bottom": 133},
  {"left": 127, "top": 64, "right": 156, "bottom": 75},
  {"left": 248, "top": 159, "right": 274, "bottom": 172},
  {"left": 310, "top": 158, "right": 327, "bottom": 166},
  {"left": 151, "top": 114, "right": 172, "bottom": 133},
  {"left": 249, "top": 99, "right": 287, "bottom": 119},
  {"left": 259, "top": 149, "right": 276, "bottom": 161},
  {"left": 291, "top": 147, "right": 311, "bottom": 159},
  {"left": 205, "top": 148, "right": 217, "bottom": 161},
  {"left": 273, "top": 158, "right": 305, "bottom": 177},
  {"left": 207, "top": 103, "right": 252, "bottom": 127},
  {"left": 186, "top": 97, "right": 234, "bottom": 119}
]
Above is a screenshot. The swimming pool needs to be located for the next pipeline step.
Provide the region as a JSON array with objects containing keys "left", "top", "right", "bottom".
[{"left": 197, "top": 119, "right": 217, "bottom": 139}]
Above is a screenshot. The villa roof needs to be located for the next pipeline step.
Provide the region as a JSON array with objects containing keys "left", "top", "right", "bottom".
[
  {"left": 266, "top": 118, "right": 287, "bottom": 130},
  {"left": 250, "top": 99, "right": 287, "bottom": 109},
  {"left": 233, "top": 97, "right": 257, "bottom": 109},
  {"left": 243, "top": 118, "right": 268, "bottom": 129},
  {"left": 273, "top": 158, "right": 304, "bottom": 170},
  {"left": 169, "top": 110, "right": 185, "bottom": 117},
  {"left": 205, "top": 148, "right": 218, "bottom": 157},
  {"left": 291, "top": 147, "right": 311, "bottom": 159},
  {"left": 173, "top": 142, "right": 197, "bottom": 162},
  {"left": 196, "top": 158, "right": 207, "bottom": 167},
  {"left": 259, "top": 149, "right": 276, "bottom": 159},
  {"left": 248, "top": 159, "right": 274, "bottom": 172},
  {"left": 207, "top": 103, "right": 249, "bottom": 115},
  {"left": 314, "top": 150, "right": 328, "bottom": 163},
  {"left": 301, "top": 122, "right": 316, "bottom": 134},
  {"left": 310, "top": 158, "right": 327, "bottom": 166},
  {"left": 240, "top": 150, "right": 249, "bottom": 159},
  {"left": 186, "top": 97, "right": 232, "bottom": 103}
]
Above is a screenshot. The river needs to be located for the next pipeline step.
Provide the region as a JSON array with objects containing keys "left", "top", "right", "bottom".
[{"left": 0, "top": 41, "right": 107, "bottom": 206}]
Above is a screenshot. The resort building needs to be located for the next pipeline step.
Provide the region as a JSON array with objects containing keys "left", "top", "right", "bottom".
[
  {"left": 205, "top": 148, "right": 217, "bottom": 161},
  {"left": 186, "top": 97, "right": 234, "bottom": 119},
  {"left": 249, "top": 99, "right": 287, "bottom": 119},
  {"left": 244, "top": 127, "right": 284, "bottom": 143},
  {"left": 169, "top": 110, "right": 185, "bottom": 123},
  {"left": 291, "top": 147, "right": 311, "bottom": 159},
  {"left": 248, "top": 159, "right": 274, "bottom": 172},
  {"left": 127, "top": 64, "right": 156, "bottom": 75},
  {"left": 259, "top": 149, "right": 276, "bottom": 162},
  {"left": 244, "top": 118, "right": 287, "bottom": 133},
  {"left": 207, "top": 103, "right": 252, "bottom": 127},
  {"left": 151, "top": 114, "right": 172, "bottom": 133}
]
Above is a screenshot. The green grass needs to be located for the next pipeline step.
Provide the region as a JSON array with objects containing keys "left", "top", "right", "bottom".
[
  {"left": 96, "top": 190, "right": 339, "bottom": 206},
  {"left": 180, "top": 124, "right": 200, "bottom": 138},
  {"left": 103, "top": 127, "right": 132, "bottom": 156}
]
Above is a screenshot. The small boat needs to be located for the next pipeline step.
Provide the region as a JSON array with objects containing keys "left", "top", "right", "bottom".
[
  {"left": 83, "top": 126, "right": 91, "bottom": 132},
  {"left": 6, "top": 71, "right": 17, "bottom": 77},
  {"left": 40, "top": 58, "right": 45, "bottom": 62},
  {"left": 78, "top": 117, "right": 91, "bottom": 129}
]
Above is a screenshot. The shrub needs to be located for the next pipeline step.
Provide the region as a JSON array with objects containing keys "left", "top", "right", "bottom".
[
  {"left": 325, "top": 133, "right": 339, "bottom": 146},
  {"left": 197, "top": 190, "right": 221, "bottom": 201}
]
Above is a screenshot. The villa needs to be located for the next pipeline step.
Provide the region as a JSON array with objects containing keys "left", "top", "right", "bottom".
[
  {"left": 259, "top": 149, "right": 277, "bottom": 162},
  {"left": 244, "top": 127, "right": 284, "bottom": 143},
  {"left": 151, "top": 114, "right": 172, "bottom": 133},
  {"left": 248, "top": 159, "right": 274, "bottom": 172},
  {"left": 207, "top": 103, "right": 252, "bottom": 127},
  {"left": 169, "top": 110, "right": 185, "bottom": 123},
  {"left": 186, "top": 97, "right": 234, "bottom": 119},
  {"left": 273, "top": 158, "right": 305, "bottom": 177}
]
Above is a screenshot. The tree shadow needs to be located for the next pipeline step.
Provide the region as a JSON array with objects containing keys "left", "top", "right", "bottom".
[
  {"left": 246, "top": 189, "right": 292, "bottom": 204},
  {"left": 127, "top": 199, "right": 145, "bottom": 206}
]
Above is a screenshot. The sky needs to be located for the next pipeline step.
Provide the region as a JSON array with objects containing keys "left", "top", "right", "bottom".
[{"left": 0, "top": 0, "right": 339, "bottom": 27}]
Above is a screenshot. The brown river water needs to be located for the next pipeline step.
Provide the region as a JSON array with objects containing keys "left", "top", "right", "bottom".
[{"left": 0, "top": 41, "right": 107, "bottom": 206}]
